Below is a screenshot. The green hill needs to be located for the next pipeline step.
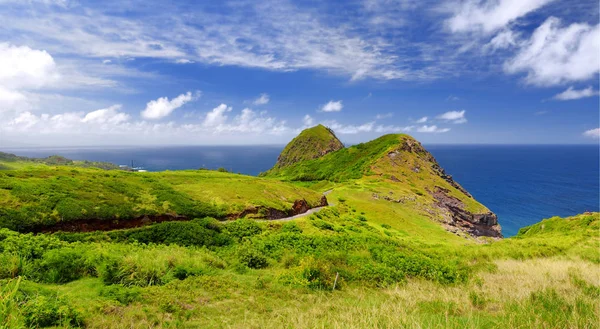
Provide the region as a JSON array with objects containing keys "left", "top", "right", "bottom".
[
  {"left": 266, "top": 129, "right": 501, "bottom": 238},
  {"left": 0, "top": 162, "right": 325, "bottom": 232},
  {"left": 272, "top": 124, "right": 344, "bottom": 168}
]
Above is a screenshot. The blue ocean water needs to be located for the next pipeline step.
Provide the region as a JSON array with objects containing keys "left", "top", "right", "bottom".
[{"left": 4, "top": 144, "right": 598, "bottom": 236}]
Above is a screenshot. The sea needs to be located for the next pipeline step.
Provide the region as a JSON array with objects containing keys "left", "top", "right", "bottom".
[{"left": 3, "top": 144, "right": 598, "bottom": 237}]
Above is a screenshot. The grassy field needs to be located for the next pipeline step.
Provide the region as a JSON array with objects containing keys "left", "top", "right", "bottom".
[
  {"left": 0, "top": 130, "right": 598, "bottom": 328},
  {"left": 0, "top": 162, "right": 324, "bottom": 231},
  {"left": 0, "top": 209, "right": 598, "bottom": 328}
]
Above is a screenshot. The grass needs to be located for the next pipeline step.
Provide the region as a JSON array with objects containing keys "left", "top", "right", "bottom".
[
  {"left": 0, "top": 130, "right": 597, "bottom": 328},
  {"left": 0, "top": 163, "right": 323, "bottom": 231},
  {"left": 272, "top": 124, "right": 344, "bottom": 168},
  {"left": 0, "top": 210, "right": 597, "bottom": 328}
]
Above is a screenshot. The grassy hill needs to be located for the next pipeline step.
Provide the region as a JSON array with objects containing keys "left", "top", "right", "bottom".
[
  {"left": 272, "top": 124, "right": 344, "bottom": 168},
  {"left": 266, "top": 131, "right": 501, "bottom": 238},
  {"left": 0, "top": 130, "right": 598, "bottom": 328},
  {"left": 0, "top": 161, "right": 324, "bottom": 232}
]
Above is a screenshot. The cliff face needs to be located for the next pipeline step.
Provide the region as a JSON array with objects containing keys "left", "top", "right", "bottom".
[
  {"left": 274, "top": 124, "right": 344, "bottom": 168},
  {"left": 371, "top": 136, "right": 502, "bottom": 238}
]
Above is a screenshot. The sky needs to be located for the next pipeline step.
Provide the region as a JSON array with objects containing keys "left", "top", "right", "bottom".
[{"left": 0, "top": 0, "right": 598, "bottom": 147}]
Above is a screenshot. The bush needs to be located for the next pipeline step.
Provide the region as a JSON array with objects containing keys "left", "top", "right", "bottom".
[
  {"left": 356, "top": 263, "right": 404, "bottom": 287},
  {"left": 22, "top": 295, "right": 83, "bottom": 328},
  {"left": 35, "top": 247, "right": 92, "bottom": 283},
  {"left": 282, "top": 222, "right": 303, "bottom": 234},
  {"left": 226, "top": 219, "right": 263, "bottom": 241},
  {"left": 107, "top": 219, "right": 230, "bottom": 247},
  {"left": 237, "top": 245, "right": 269, "bottom": 269}
]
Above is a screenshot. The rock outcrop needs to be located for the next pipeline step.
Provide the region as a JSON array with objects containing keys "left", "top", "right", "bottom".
[{"left": 433, "top": 187, "right": 502, "bottom": 238}]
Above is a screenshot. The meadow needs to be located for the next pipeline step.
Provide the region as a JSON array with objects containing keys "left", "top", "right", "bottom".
[{"left": 0, "top": 132, "right": 598, "bottom": 328}]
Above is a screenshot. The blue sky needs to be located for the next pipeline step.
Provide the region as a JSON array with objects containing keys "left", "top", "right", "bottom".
[{"left": 0, "top": 0, "right": 598, "bottom": 146}]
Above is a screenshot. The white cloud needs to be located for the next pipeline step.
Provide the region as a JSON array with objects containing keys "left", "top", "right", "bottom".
[
  {"left": 375, "top": 125, "right": 414, "bottom": 133},
  {"left": 375, "top": 112, "right": 393, "bottom": 119},
  {"left": 415, "top": 116, "right": 428, "bottom": 123},
  {"left": 102, "top": 59, "right": 111, "bottom": 64},
  {"left": 175, "top": 59, "right": 194, "bottom": 64},
  {"left": 583, "top": 128, "right": 600, "bottom": 139},
  {"left": 416, "top": 125, "right": 451, "bottom": 133},
  {"left": 81, "top": 104, "right": 129, "bottom": 124},
  {"left": 484, "top": 29, "right": 518, "bottom": 51},
  {"left": 553, "top": 86, "right": 599, "bottom": 101},
  {"left": 141, "top": 92, "right": 196, "bottom": 120},
  {"left": 0, "top": 2, "right": 412, "bottom": 81},
  {"left": 504, "top": 17, "right": 600, "bottom": 86},
  {"left": 10, "top": 111, "right": 39, "bottom": 130},
  {"left": 323, "top": 120, "right": 374, "bottom": 134},
  {"left": 0, "top": 43, "right": 59, "bottom": 90},
  {"left": 446, "top": 95, "right": 460, "bottom": 101},
  {"left": 446, "top": 0, "right": 554, "bottom": 34},
  {"left": 437, "top": 110, "right": 467, "bottom": 124},
  {"left": 2, "top": 104, "right": 290, "bottom": 145},
  {"left": 303, "top": 114, "right": 314, "bottom": 126},
  {"left": 203, "top": 104, "right": 232, "bottom": 127},
  {"left": 253, "top": 93, "right": 270, "bottom": 105},
  {"left": 321, "top": 100, "right": 343, "bottom": 112}
]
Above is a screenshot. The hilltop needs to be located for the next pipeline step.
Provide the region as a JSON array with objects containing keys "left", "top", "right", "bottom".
[
  {"left": 266, "top": 128, "right": 501, "bottom": 238},
  {"left": 273, "top": 124, "right": 344, "bottom": 168}
]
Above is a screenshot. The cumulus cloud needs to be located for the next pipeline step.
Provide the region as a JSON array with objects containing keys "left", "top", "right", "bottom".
[
  {"left": 203, "top": 103, "right": 232, "bottom": 127},
  {"left": 445, "top": 0, "right": 554, "bottom": 34},
  {"left": 553, "top": 86, "right": 599, "bottom": 101},
  {"left": 141, "top": 92, "right": 196, "bottom": 120},
  {"left": 437, "top": 110, "right": 467, "bottom": 124},
  {"left": 504, "top": 18, "right": 600, "bottom": 86},
  {"left": 253, "top": 93, "right": 270, "bottom": 105},
  {"left": 415, "top": 116, "right": 428, "bottom": 123},
  {"left": 0, "top": 43, "right": 59, "bottom": 104},
  {"left": 416, "top": 125, "right": 451, "bottom": 133},
  {"left": 303, "top": 114, "right": 314, "bottom": 126},
  {"left": 3, "top": 103, "right": 289, "bottom": 145},
  {"left": 175, "top": 59, "right": 194, "bottom": 64},
  {"left": 583, "top": 128, "right": 600, "bottom": 139},
  {"left": 323, "top": 120, "right": 374, "bottom": 134},
  {"left": 321, "top": 100, "right": 343, "bottom": 112},
  {"left": 81, "top": 104, "right": 129, "bottom": 124}
]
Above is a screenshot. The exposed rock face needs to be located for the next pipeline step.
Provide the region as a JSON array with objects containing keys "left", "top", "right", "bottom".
[
  {"left": 432, "top": 187, "right": 502, "bottom": 238},
  {"left": 375, "top": 136, "right": 502, "bottom": 238},
  {"left": 275, "top": 124, "right": 344, "bottom": 168}
]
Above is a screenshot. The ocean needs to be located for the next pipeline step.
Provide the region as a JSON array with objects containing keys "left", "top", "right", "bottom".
[{"left": 4, "top": 144, "right": 598, "bottom": 236}]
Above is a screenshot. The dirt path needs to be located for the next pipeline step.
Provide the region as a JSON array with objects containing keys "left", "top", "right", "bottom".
[{"left": 272, "top": 189, "right": 333, "bottom": 221}]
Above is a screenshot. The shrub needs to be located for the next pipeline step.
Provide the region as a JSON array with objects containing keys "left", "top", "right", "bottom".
[
  {"left": 226, "top": 219, "right": 263, "bottom": 241},
  {"left": 281, "top": 222, "right": 303, "bottom": 234},
  {"left": 312, "top": 220, "right": 334, "bottom": 231},
  {"left": 356, "top": 263, "right": 404, "bottom": 287},
  {"left": 22, "top": 295, "right": 83, "bottom": 328},
  {"left": 237, "top": 245, "right": 269, "bottom": 269},
  {"left": 35, "top": 247, "right": 92, "bottom": 283}
]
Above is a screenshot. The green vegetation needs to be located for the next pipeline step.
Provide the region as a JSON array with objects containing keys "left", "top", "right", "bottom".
[
  {"left": 272, "top": 124, "right": 344, "bottom": 168},
  {"left": 0, "top": 164, "right": 323, "bottom": 231},
  {"left": 0, "top": 128, "right": 598, "bottom": 328},
  {"left": 0, "top": 210, "right": 597, "bottom": 328}
]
